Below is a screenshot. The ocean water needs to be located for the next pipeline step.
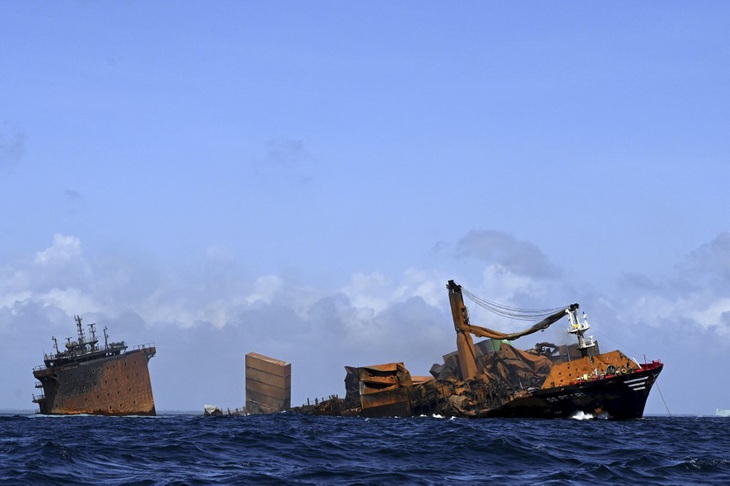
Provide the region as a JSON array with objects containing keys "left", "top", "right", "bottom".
[{"left": 1, "top": 412, "right": 728, "bottom": 485}]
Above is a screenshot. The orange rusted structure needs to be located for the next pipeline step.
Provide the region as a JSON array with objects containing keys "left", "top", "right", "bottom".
[
  {"left": 245, "top": 352, "right": 291, "bottom": 414},
  {"left": 32, "top": 316, "right": 156, "bottom": 416},
  {"left": 300, "top": 280, "right": 663, "bottom": 419},
  {"left": 356, "top": 363, "right": 413, "bottom": 417}
]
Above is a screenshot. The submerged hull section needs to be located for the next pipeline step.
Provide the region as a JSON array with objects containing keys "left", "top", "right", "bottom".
[{"left": 33, "top": 346, "right": 156, "bottom": 416}]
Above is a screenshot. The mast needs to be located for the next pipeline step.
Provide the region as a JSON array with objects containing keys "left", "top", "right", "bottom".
[
  {"left": 74, "top": 315, "right": 86, "bottom": 346},
  {"left": 567, "top": 308, "right": 598, "bottom": 357},
  {"left": 88, "top": 322, "right": 99, "bottom": 351}
]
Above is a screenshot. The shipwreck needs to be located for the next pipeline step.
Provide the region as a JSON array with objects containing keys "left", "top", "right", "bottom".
[
  {"left": 298, "top": 280, "right": 663, "bottom": 419},
  {"left": 32, "top": 316, "right": 157, "bottom": 416}
]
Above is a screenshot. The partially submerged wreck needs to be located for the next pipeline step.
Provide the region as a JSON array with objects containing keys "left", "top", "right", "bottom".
[
  {"left": 204, "top": 352, "right": 291, "bottom": 417},
  {"left": 32, "top": 316, "right": 157, "bottom": 416},
  {"left": 299, "top": 280, "right": 663, "bottom": 419}
]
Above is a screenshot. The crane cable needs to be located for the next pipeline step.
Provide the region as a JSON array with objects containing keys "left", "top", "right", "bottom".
[{"left": 461, "top": 287, "right": 570, "bottom": 321}]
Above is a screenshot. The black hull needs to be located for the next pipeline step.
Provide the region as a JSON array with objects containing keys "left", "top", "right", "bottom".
[{"left": 486, "top": 363, "right": 663, "bottom": 419}]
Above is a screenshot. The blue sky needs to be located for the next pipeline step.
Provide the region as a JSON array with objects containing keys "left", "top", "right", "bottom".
[{"left": 1, "top": 2, "right": 729, "bottom": 415}]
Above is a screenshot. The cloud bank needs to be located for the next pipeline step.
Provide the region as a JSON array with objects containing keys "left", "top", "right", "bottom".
[{"left": 3, "top": 230, "right": 730, "bottom": 413}]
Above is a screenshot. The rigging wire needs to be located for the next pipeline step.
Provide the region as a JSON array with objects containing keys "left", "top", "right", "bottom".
[
  {"left": 461, "top": 287, "right": 570, "bottom": 321},
  {"left": 654, "top": 379, "right": 672, "bottom": 417}
]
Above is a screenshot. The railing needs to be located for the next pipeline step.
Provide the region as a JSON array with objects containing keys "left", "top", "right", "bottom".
[{"left": 133, "top": 342, "right": 156, "bottom": 351}]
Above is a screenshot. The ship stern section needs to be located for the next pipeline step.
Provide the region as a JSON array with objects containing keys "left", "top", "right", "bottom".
[{"left": 33, "top": 346, "right": 157, "bottom": 416}]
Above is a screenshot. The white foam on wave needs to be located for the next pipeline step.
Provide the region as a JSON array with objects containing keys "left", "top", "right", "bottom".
[{"left": 570, "top": 411, "right": 594, "bottom": 420}]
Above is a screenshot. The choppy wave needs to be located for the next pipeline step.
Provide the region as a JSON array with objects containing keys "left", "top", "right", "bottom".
[{"left": 1, "top": 413, "right": 728, "bottom": 484}]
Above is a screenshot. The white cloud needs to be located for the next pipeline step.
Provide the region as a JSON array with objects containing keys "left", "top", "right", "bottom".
[
  {"left": 620, "top": 290, "right": 730, "bottom": 337},
  {"left": 0, "top": 291, "right": 32, "bottom": 313},
  {"left": 342, "top": 272, "right": 391, "bottom": 313},
  {"left": 343, "top": 270, "right": 451, "bottom": 316},
  {"left": 34, "top": 233, "right": 83, "bottom": 265},
  {"left": 17, "top": 231, "right": 730, "bottom": 346},
  {"left": 0, "top": 235, "right": 95, "bottom": 324},
  {"left": 38, "top": 287, "right": 100, "bottom": 316},
  {"left": 245, "top": 275, "right": 285, "bottom": 305},
  {"left": 689, "top": 297, "right": 730, "bottom": 334},
  {"left": 394, "top": 268, "right": 446, "bottom": 309},
  {"left": 479, "top": 263, "right": 539, "bottom": 303},
  {"left": 613, "top": 234, "right": 730, "bottom": 339}
]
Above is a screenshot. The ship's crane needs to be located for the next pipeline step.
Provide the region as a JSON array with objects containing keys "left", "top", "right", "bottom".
[{"left": 447, "top": 280, "right": 579, "bottom": 380}]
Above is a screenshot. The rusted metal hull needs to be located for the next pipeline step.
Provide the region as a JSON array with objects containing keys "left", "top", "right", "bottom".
[
  {"left": 357, "top": 363, "right": 413, "bottom": 418},
  {"left": 33, "top": 346, "right": 156, "bottom": 416},
  {"left": 300, "top": 346, "right": 663, "bottom": 420},
  {"left": 299, "top": 281, "right": 664, "bottom": 420},
  {"left": 245, "top": 352, "right": 291, "bottom": 414}
]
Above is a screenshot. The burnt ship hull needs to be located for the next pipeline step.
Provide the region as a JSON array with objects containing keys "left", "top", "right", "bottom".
[
  {"left": 33, "top": 346, "right": 156, "bottom": 416},
  {"left": 320, "top": 356, "right": 664, "bottom": 420},
  {"left": 293, "top": 281, "right": 666, "bottom": 420},
  {"left": 485, "top": 362, "right": 664, "bottom": 419}
]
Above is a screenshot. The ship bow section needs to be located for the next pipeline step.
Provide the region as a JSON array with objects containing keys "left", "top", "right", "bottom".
[
  {"left": 602, "top": 361, "right": 663, "bottom": 419},
  {"left": 499, "top": 360, "right": 664, "bottom": 419}
]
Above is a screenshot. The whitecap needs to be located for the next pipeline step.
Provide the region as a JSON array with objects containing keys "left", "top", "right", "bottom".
[{"left": 570, "top": 411, "right": 594, "bottom": 420}]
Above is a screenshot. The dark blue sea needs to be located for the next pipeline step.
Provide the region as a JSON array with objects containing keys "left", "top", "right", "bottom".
[{"left": 1, "top": 412, "right": 728, "bottom": 485}]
